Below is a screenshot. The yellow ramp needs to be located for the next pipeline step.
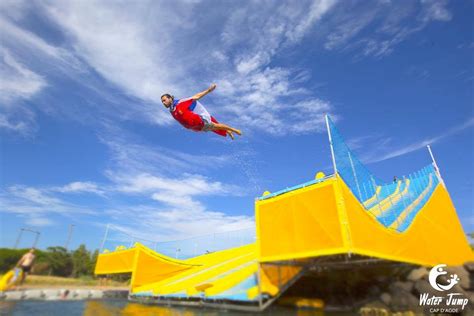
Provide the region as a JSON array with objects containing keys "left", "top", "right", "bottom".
[
  {"left": 96, "top": 242, "right": 294, "bottom": 301},
  {"left": 257, "top": 176, "right": 473, "bottom": 266},
  {"left": 95, "top": 243, "right": 199, "bottom": 290}
]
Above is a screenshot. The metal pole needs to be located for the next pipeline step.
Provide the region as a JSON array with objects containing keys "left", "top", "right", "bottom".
[
  {"left": 65, "top": 224, "right": 75, "bottom": 251},
  {"left": 14, "top": 228, "right": 25, "bottom": 249},
  {"left": 427, "top": 145, "right": 445, "bottom": 187},
  {"left": 100, "top": 224, "right": 110, "bottom": 252},
  {"left": 325, "top": 115, "right": 338, "bottom": 175},
  {"left": 32, "top": 232, "right": 40, "bottom": 248}
]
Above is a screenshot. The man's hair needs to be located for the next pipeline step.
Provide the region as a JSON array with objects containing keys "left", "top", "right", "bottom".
[{"left": 161, "top": 94, "right": 174, "bottom": 100}]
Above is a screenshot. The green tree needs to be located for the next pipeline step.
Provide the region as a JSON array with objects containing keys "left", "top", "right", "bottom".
[
  {"left": 71, "top": 244, "right": 91, "bottom": 277},
  {"left": 89, "top": 249, "right": 99, "bottom": 276},
  {"left": 45, "top": 246, "right": 73, "bottom": 276}
]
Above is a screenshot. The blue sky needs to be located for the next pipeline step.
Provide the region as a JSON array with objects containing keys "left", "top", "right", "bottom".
[{"left": 1, "top": 0, "right": 473, "bottom": 251}]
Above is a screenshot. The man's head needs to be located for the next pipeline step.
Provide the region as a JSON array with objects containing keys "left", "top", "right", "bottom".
[
  {"left": 29, "top": 248, "right": 35, "bottom": 254},
  {"left": 161, "top": 94, "right": 174, "bottom": 108}
]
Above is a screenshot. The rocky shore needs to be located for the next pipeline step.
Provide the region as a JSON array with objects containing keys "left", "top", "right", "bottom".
[{"left": 282, "top": 262, "right": 474, "bottom": 315}]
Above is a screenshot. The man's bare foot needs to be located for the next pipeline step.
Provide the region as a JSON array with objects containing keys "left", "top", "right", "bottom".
[{"left": 227, "top": 131, "right": 235, "bottom": 140}]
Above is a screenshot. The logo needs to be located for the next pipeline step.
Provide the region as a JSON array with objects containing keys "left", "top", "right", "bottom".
[
  {"left": 428, "top": 264, "right": 460, "bottom": 291},
  {"left": 419, "top": 263, "right": 468, "bottom": 313}
]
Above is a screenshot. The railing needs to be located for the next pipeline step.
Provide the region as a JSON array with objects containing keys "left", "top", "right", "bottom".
[{"left": 100, "top": 226, "right": 256, "bottom": 259}]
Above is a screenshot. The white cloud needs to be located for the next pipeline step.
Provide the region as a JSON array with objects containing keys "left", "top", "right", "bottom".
[
  {"left": 8, "top": 186, "right": 64, "bottom": 206},
  {"left": 104, "top": 208, "right": 255, "bottom": 245},
  {"left": 42, "top": 0, "right": 182, "bottom": 125},
  {"left": 0, "top": 0, "right": 29, "bottom": 21},
  {"left": 419, "top": 0, "right": 452, "bottom": 22},
  {"left": 0, "top": 185, "right": 96, "bottom": 228},
  {"left": 0, "top": 17, "right": 82, "bottom": 70},
  {"left": 211, "top": 1, "right": 338, "bottom": 134},
  {"left": 54, "top": 181, "right": 104, "bottom": 195},
  {"left": 27, "top": 217, "right": 55, "bottom": 227},
  {"left": 40, "top": 0, "right": 338, "bottom": 135},
  {"left": 0, "top": 48, "right": 47, "bottom": 104},
  {"left": 286, "top": 0, "right": 338, "bottom": 43},
  {"left": 322, "top": 0, "right": 453, "bottom": 58},
  {"left": 112, "top": 172, "right": 232, "bottom": 197},
  {"left": 99, "top": 126, "right": 231, "bottom": 176},
  {"left": 0, "top": 0, "right": 458, "bottom": 138},
  {"left": 0, "top": 113, "right": 34, "bottom": 135},
  {"left": 353, "top": 117, "right": 474, "bottom": 164},
  {"left": 93, "top": 126, "right": 254, "bottom": 240}
]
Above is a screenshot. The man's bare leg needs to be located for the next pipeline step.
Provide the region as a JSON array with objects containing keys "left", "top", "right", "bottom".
[{"left": 211, "top": 123, "right": 241, "bottom": 135}]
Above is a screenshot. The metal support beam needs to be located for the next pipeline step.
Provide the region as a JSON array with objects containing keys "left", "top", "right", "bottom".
[{"left": 427, "top": 145, "right": 445, "bottom": 187}]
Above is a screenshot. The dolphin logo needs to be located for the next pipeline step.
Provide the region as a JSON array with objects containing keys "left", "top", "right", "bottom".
[{"left": 429, "top": 264, "right": 460, "bottom": 292}]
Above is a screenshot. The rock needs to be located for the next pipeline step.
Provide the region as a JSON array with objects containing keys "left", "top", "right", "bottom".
[
  {"left": 464, "top": 262, "right": 474, "bottom": 273},
  {"left": 406, "top": 267, "right": 428, "bottom": 282},
  {"left": 413, "top": 279, "right": 438, "bottom": 296},
  {"left": 390, "top": 290, "right": 420, "bottom": 312},
  {"left": 380, "top": 292, "right": 391, "bottom": 305},
  {"left": 389, "top": 281, "right": 413, "bottom": 294},
  {"left": 368, "top": 285, "right": 381, "bottom": 297}
]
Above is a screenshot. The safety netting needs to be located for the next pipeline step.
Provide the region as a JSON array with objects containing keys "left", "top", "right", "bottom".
[
  {"left": 100, "top": 226, "right": 256, "bottom": 259},
  {"left": 326, "top": 116, "right": 440, "bottom": 232}
]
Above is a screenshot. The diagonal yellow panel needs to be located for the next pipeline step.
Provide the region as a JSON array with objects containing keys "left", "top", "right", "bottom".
[
  {"left": 95, "top": 248, "right": 136, "bottom": 274},
  {"left": 154, "top": 252, "right": 255, "bottom": 295},
  {"left": 132, "top": 243, "right": 256, "bottom": 293}
]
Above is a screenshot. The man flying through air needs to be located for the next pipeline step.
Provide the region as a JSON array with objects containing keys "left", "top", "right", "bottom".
[{"left": 161, "top": 84, "right": 242, "bottom": 140}]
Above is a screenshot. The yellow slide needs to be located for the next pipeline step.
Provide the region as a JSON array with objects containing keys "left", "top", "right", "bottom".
[{"left": 0, "top": 268, "right": 23, "bottom": 291}]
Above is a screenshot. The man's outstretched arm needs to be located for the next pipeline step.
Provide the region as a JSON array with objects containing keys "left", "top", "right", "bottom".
[{"left": 191, "top": 83, "right": 216, "bottom": 100}]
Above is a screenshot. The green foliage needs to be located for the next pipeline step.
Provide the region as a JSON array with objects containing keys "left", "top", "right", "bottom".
[
  {"left": 45, "top": 246, "right": 73, "bottom": 277},
  {"left": 71, "top": 244, "right": 92, "bottom": 277},
  {"left": 0, "top": 248, "right": 25, "bottom": 273},
  {"left": 0, "top": 244, "right": 100, "bottom": 278}
]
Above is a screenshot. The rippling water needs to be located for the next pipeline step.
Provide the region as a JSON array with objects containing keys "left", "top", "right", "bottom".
[{"left": 0, "top": 300, "right": 353, "bottom": 316}]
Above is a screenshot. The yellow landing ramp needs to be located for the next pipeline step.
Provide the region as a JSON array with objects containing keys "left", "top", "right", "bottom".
[
  {"left": 257, "top": 176, "right": 473, "bottom": 266},
  {"left": 96, "top": 242, "right": 289, "bottom": 300},
  {"left": 133, "top": 243, "right": 256, "bottom": 295}
]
